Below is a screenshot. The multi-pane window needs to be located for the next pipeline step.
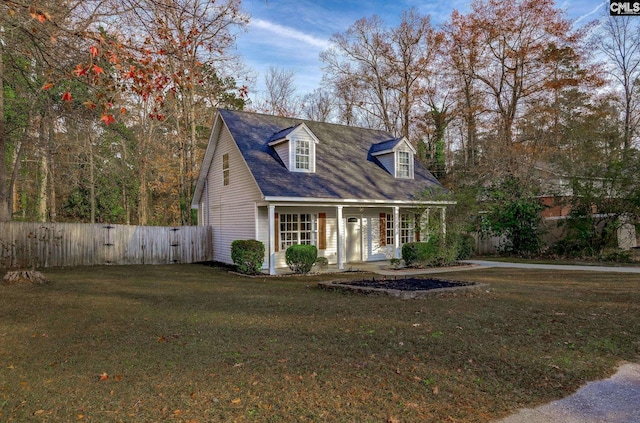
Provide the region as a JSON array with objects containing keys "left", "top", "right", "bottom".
[
  {"left": 294, "top": 139, "right": 310, "bottom": 171},
  {"left": 222, "top": 153, "right": 229, "bottom": 186},
  {"left": 280, "top": 213, "right": 315, "bottom": 250},
  {"left": 400, "top": 214, "right": 415, "bottom": 244},
  {"left": 385, "top": 213, "right": 394, "bottom": 246},
  {"left": 397, "top": 150, "right": 411, "bottom": 178}
]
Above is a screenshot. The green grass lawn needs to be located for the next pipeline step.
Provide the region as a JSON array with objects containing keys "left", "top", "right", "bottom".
[{"left": 1, "top": 264, "right": 639, "bottom": 422}]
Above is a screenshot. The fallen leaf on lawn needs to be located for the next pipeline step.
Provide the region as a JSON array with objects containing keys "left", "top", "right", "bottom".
[
  {"left": 173, "top": 409, "right": 181, "bottom": 416},
  {"left": 157, "top": 336, "right": 166, "bottom": 342},
  {"left": 231, "top": 398, "right": 241, "bottom": 404},
  {"left": 114, "top": 375, "right": 123, "bottom": 381},
  {"left": 233, "top": 362, "right": 243, "bottom": 367},
  {"left": 34, "top": 409, "right": 45, "bottom": 415},
  {"left": 99, "top": 372, "right": 108, "bottom": 381},
  {"left": 7, "top": 364, "right": 14, "bottom": 369},
  {"left": 77, "top": 414, "right": 84, "bottom": 419},
  {"left": 387, "top": 417, "right": 400, "bottom": 423}
]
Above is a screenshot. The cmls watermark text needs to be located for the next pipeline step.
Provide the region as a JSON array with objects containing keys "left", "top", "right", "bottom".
[{"left": 611, "top": 1, "right": 640, "bottom": 15}]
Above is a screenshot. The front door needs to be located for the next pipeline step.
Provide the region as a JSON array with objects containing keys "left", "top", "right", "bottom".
[{"left": 345, "top": 216, "right": 362, "bottom": 262}]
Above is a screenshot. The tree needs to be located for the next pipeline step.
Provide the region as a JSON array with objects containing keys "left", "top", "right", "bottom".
[
  {"left": 481, "top": 175, "right": 545, "bottom": 256},
  {"left": 301, "top": 88, "right": 334, "bottom": 122},
  {"left": 596, "top": 15, "right": 640, "bottom": 151},
  {"left": 260, "top": 66, "right": 299, "bottom": 117},
  {"left": 458, "top": 0, "right": 586, "bottom": 172}
]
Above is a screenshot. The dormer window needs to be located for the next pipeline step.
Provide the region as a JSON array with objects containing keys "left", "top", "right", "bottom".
[
  {"left": 268, "top": 123, "right": 319, "bottom": 173},
  {"left": 295, "top": 139, "right": 311, "bottom": 171},
  {"left": 396, "top": 149, "right": 412, "bottom": 178},
  {"left": 370, "top": 137, "right": 416, "bottom": 179}
]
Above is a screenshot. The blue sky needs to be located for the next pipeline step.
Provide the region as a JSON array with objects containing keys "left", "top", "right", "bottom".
[{"left": 235, "top": 0, "right": 609, "bottom": 98}]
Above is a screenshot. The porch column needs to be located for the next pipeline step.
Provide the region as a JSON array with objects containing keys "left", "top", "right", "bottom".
[
  {"left": 440, "top": 207, "right": 447, "bottom": 237},
  {"left": 393, "top": 206, "right": 400, "bottom": 258},
  {"left": 268, "top": 204, "right": 276, "bottom": 275},
  {"left": 336, "top": 205, "right": 344, "bottom": 270}
]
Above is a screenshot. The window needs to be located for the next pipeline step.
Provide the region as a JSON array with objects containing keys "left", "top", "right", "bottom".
[
  {"left": 385, "top": 213, "right": 394, "bottom": 246},
  {"left": 294, "top": 139, "right": 310, "bottom": 171},
  {"left": 400, "top": 214, "right": 415, "bottom": 244},
  {"left": 396, "top": 150, "right": 412, "bottom": 178},
  {"left": 222, "top": 153, "right": 229, "bottom": 186},
  {"left": 279, "top": 213, "right": 316, "bottom": 250}
]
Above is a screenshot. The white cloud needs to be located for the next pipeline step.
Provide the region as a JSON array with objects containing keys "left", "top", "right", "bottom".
[
  {"left": 572, "top": 0, "right": 607, "bottom": 25},
  {"left": 251, "top": 18, "right": 332, "bottom": 50}
]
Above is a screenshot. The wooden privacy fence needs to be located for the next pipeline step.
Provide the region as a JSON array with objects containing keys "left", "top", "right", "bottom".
[{"left": 0, "top": 222, "right": 213, "bottom": 268}]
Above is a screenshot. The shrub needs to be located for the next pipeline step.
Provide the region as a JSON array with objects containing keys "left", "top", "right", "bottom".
[
  {"left": 389, "top": 258, "right": 405, "bottom": 269},
  {"left": 314, "top": 256, "right": 329, "bottom": 269},
  {"left": 600, "top": 249, "right": 632, "bottom": 263},
  {"left": 230, "top": 240, "right": 265, "bottom": 275},
  {"left": 454, "top": 233, "right": 476, "bottom": 260},
  {"left": 402, "top": 240, "right": 438, "bottom": 267},
  {"left": 285, "top": 244, "right": 318, "bottom": 274}
]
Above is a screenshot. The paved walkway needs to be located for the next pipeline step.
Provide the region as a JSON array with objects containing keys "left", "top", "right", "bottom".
[
  {"left": 464, "top": 260, "right": 640, "bottom": 274},
  {"left": 495, "top": 362, "right": 640, "bottom": 423}
]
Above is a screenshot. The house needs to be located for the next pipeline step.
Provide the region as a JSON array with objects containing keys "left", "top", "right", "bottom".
[{"left": 191, "top": 109, "right": 454, "bottom": 274}]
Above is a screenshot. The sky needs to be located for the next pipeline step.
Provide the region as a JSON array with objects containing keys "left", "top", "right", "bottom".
[{"left": 234, "top": 0, "right": 610, "bottom": 100}]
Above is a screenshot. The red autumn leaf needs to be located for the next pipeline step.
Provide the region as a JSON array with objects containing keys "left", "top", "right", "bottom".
[
  {"left": 42, "top": 82, "right": 54, "bottom": 91},
  {"left": 30, "top": 12, "right": 48, "bottom": 23},
  {"left": 73, "top": 65, "right": 88, "bottom": 77},
  {"left": 120, "top": 107, "right": 127, "bottom": 115},
  {"left": 99, "top": 372, "right": 108, "bottom": 381},
  {"left": 100, "top": 114, "right": 116, "bottom": 126},
  {"left": 61, "top": 92, "right": 73, "bottom": 102},
  {"left": 89, "top": 46, "right": 99, "bottom": 57},
  {"left": 92, "top": 64, "right": 104, "bottom": 75}
]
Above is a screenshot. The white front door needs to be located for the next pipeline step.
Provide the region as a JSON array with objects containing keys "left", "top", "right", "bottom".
[{"left": 345, "top": 216, "right": 362, "bottom": 262}]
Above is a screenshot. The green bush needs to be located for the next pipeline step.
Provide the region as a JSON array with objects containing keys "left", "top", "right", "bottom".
[
  {"left": 600, "top": 249, "right": 632, "bottom": 263},
  {"left": 402, "top": 240, "right": 438, "bottom": 267},
  {"left": 314, "top": 256, "right": 329, "bottom": 269},
  {"left": 285, "top": 244, "right": 318, "bottom": 274},
  {"left": 454, "top": 233, "right": 476, "bottom": 260},
  {"left": 230, "top": 240, "right": 265, "bottom": 275}
]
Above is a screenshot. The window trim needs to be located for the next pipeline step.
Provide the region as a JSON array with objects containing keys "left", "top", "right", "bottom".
[
  {"left": 400, "top": 213, "right": 415, "bottom": 244},
  {"left": 278, "top": 213, "right": 317, "bottom": 251},
  {"left": 396, "top": 149, "right": 413, "bottom": 179},
  {"left": 385, "top": 213, "right": 394, "bottom": 246},
  {"left": 222, "top": 153, "right": 229, "bottom": 186},
  {"left": 294, "top": 139, "right": 311, "bottom": 172}
]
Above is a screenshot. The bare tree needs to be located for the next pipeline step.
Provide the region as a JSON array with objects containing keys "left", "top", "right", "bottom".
[
  {"left": 301, "top": 88, "right": 334, "bottom": 122},
  {"left": 596, "top": 15, "right": 640, "bottom": 151},
  {"left": 261, "top": 66, "right": 300, "bottom": 117}
]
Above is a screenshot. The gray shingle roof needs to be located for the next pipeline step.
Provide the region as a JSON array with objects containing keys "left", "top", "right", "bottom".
[
  {"left": 369, "top": 138, "right": 403, "bottom": 155},
  {"left": 219, "top": 109, "right": 446, "bottom": 201}
]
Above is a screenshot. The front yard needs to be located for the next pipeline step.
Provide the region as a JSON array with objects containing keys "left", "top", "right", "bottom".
[{"left": 1, "top": 264, "right": 639, "bottom": 422}]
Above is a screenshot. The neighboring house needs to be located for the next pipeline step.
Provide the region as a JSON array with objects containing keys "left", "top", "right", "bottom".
[{"left": 191, "top": 109, "right": 454, "bottom": 274}]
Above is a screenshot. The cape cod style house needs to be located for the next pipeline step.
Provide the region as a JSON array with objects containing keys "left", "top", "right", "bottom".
[{"left": 191, "top": 109, "right": 454, "bottom": 274}]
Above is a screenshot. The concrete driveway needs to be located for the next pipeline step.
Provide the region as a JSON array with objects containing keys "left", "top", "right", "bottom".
[
  {"left": 495, "top": 362, "right": 640, "bottom": 423},
  {"left": 463, "top": 260, "right": 640, "bottom": 274}
]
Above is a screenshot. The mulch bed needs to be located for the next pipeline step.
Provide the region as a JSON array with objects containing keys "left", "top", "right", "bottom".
[
  {"left": 318, "top": 276, "right": 486, "bottom": 299},
  {"left": 345, "top": 277, "right": 471, "bottom": 291}
]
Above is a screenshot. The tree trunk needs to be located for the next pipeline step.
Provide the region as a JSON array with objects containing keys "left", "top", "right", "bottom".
[{"left": 0, "top": 37, "right": 9, "bottom": 222}]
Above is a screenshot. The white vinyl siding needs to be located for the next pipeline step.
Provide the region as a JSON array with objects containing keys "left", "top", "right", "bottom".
[
  {"left": 208, "top": 126, "right": 262, "bottom": 264},
  {"left": 273, "top": 143, "right": 290, "bottom": 169}
]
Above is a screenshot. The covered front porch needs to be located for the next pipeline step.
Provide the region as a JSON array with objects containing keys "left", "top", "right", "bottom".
[{"left": 258, "top": 199, "right": 456, "bottom": 275}]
